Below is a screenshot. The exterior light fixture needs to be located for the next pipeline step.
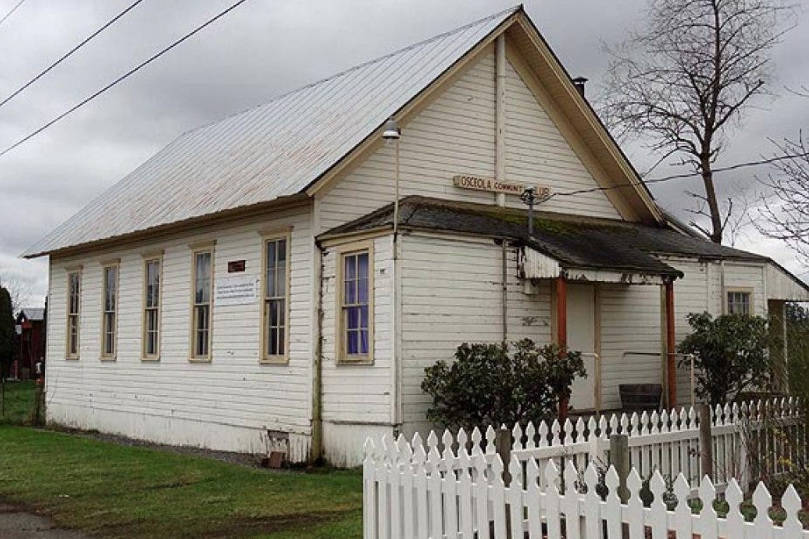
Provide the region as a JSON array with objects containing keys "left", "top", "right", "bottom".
[{"left": 382, "top": 118, "right": 400, "bottom": 140}]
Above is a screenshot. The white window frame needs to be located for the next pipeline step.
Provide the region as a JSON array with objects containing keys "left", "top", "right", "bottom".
[
  {"left": 260, "top": 231, "right": 291, "bottom": 364},
  {"left": 100, "top": 261, "right": 119, "bottom": 360},
  {"left": 66, "top": 268, "right": 82, "bottom": 360},
  {"left": 335, "top": 240, "right": 374, "bottom": 364},
  {"left": 189, "top": 244, "right": 215, "bottom": 361},
  {"left": 726, "top": 287, "right": 753, "bottom": 316},
  {"left": 142, "top": 253, "right": 163, "bottom": 360}
]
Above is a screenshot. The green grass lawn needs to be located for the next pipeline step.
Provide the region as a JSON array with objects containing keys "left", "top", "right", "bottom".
[
  {"left": 0, "top": 425, "right": 363, "bottom": 538},
  {"left": 0, "top": 380, "right": 39, "bottom": 425}
]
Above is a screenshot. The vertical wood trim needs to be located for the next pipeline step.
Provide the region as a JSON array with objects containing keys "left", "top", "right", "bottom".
[
  {"left": 594, "top": 284, "right": 602, "bottom": 412},
  {"left": 665, "top": 279, "right": 677, "bottom": 408},
  {"left": 495, "top": 34, "right": 506, "bottom": 208},
  {"left": 501, "top": 240, "right": 508, "bottom": 341}
]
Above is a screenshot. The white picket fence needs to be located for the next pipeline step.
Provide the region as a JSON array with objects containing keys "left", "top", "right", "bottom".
[
  {"left": 363, "top": 442, "right": 807, "bottom": 538},
  {"left": 363, "top": 399, "right": 808, "bottom": 538}
]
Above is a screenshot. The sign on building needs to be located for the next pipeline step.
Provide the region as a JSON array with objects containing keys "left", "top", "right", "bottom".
[
  {"left": 452, "top": 174, "right": 550, "bottom": 198},
  {"left": 214, "top": 275, "right": 259, "bottom": 306}
]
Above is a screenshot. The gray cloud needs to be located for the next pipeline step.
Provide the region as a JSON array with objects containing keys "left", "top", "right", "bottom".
[{"left": 1, "top": 0, "right": 807, "bottom": 307}]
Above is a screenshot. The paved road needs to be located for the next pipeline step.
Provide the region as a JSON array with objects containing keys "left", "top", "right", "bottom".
[{"left": 0, "top": 504, "right": 86, "bottom": 539}]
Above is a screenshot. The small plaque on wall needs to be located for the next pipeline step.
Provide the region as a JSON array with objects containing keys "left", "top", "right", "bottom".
[
  {"left": 215, "top": 275, "right": 258, "bottom": 306},
  {"left": 228, "top": 260, "right": 246, "bottom": 273}
]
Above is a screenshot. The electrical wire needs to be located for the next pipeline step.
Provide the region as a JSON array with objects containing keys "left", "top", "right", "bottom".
[
  {"left": 0, "top": 0, "right": 250, "bottom": 159},
  {"left": 0, "top": 0, "right": 26, "bottom": 27},
  {"left": 0, "top": 0, "right": 146, "bottom": 111},
  {"left": 546, "top": 151, "right": 809, "bottom": 200}
]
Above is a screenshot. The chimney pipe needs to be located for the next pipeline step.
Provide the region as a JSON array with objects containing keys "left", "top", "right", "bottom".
[{"left": 572, "top": 76, "right": 588, "bottom": 97}]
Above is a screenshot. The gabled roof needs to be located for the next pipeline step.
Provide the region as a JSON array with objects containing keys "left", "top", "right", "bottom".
[
  {"left": 24, "top": 7, "right": 520, "bottom": 258},
  {"left": 320, "top": 196, "right": 779, "bottom": 277},
  {"left": 24, "top": 5, "right": 662, "bottom": 258}
]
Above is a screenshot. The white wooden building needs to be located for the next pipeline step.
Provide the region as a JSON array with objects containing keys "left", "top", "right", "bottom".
[{"left": 24, "top": 6, "right": 809, "bottom": 466}]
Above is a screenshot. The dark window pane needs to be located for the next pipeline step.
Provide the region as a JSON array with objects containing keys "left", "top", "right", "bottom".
[
  {"left": 267, "top": 268, "right": 276, "bottom": 297},
  {"left": 357, "top": 253, "right": 369, "bottom": 280},
  {"left": 360, "top": 305, "right": 369, "bottom": 329},
  {"left": 347, "top": 306, "right": 360, "bottom": 330},
  {"left": 278, "top": 239, "right": 286, "bottom": 262},
  {"left": 347, "top": 330, "right": 358, "bottom": 354},
  {"left": 345, "top": 279, "right": 356, "bottom": 304},
  {"left": 195, "top": 253, "right": 211, "bottom": 303},
  {"left": 358, "top": 277, "right": 368, "bottom": 304},
  {"left": 345, "top": 255, "right": 356, "bottom": 281},
  {"left": 276, "top": 264, "right": 286, "bottom": 296},
  {"left": 359, "top": 329, "right": 369, "bottom": 355},
  {"left": 267, "top": 241, "right": 276, "bottom": 270}
]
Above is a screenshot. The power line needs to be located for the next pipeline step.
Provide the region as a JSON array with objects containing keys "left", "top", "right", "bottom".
[
  {"left": 0, "top": 0, "right": 26, "bottom": 27},
  {"left": 0, "top": 0, "right": 250, "bottom": 159},
  {"left": 547, "top": 151, "right": 809, "bottom": 200},
  {"left": 0, "top": 0, "right": 146, "bottom": 111}
]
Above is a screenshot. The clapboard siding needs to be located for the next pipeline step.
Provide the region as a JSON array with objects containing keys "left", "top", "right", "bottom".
[
  {"left": 724, "top": 262, "right": 766, "bottom": 316},
  {"left": 317, "top": 46, "right": 620, "bottom": 233},
  {"left": 599, "top": 284, "right": 663, "bottom": 410},
  {"left": 320, "top": 236, "right": 393, "bottom": 425},
  {"left": 45, "top": 206, "right": 313, "bottom": 460},
  {"left": 503, "top": 59, "right": 619, "bottom": 219},
  {"left": 400, "top": 233, "right": 553, "bottom": 436}
]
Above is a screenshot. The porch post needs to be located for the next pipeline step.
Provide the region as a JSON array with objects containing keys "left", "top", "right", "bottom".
[
  {"left": 665, "top": 278, "right": 677, "bottom": 408},
  {"left": 556, "top": 276, "right": 567, "bottom": 349},
  {"left": 556, "top": 276, "right": 568, "bottom": 419}
]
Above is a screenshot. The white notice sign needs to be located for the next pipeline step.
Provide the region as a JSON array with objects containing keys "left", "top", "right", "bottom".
[{"left": 215, "top": 275, "right": 259, "bottom": 306}]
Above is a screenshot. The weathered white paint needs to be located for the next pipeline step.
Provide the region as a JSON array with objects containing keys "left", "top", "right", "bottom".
[
  {"left": 319, "top": 236, "right": 394, "bottom": 466},
  {"left": 317, "top": 46, "right": 622, "bottom": 233},
  {"left": 503, "top": 57, "right": 620, "bottom": 219},
  {"left": 46, "top": 206, "right": 314, "bottom": 462},
  {"left": 519, "top": 247, "right": 560, "bottom": 279},
  {"left": 767, "top": 262, "right": 809, "bottom": 301},
  {"left": 598, "top": 284, "right": 663, "bottom": 410}
]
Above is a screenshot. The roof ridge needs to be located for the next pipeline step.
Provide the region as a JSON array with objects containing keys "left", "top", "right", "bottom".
[{"left": 179, "top": 5, "right": 522, "bottom": 137}]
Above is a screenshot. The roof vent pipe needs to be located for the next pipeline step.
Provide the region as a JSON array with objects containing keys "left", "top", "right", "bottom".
[{"left": 572, "top": 76, "right": 588, "bottom": 97}]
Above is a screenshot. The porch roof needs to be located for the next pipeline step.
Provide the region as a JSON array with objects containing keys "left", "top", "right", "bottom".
[{"left": 320, "top": 196, "right": 772, "bottom": 278}]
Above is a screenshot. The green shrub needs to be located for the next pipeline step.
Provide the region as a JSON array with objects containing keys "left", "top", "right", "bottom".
[
  {"left": 420, "top": 339, "right": 584, "bottom": 430},
  {"left": 677, "top": 312, "right": 771, "bottom": 405}
]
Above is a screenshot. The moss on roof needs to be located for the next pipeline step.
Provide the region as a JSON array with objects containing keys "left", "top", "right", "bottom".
[{"left": 320, "top": 196, "right": 769, "bottom": 277}]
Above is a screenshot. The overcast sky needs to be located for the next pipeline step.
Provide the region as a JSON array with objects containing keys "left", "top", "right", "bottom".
[{"left": 1, "top": 0, "right": 807, "bottom": 308}]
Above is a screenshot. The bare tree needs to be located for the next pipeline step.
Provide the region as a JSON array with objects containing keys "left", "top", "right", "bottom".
[
  {"left": 602, "top": 0, "right": 794, "bottom": 243},
  {"left": 757, "top": 132, "right": 809, "bottom": 265},
  {"left": 0, "top": 273, "right": 32, "bottom": 315}
]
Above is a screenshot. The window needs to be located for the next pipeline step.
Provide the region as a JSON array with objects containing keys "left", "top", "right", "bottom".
[
  {"left": 338, "top": 247, "right": 373, "bottom": 362},
  {"left": 66, "top": 270, "right": 81, "bottom": 359},
  {"left": 143, "top": 258, "right": 161, "bottom": 359},
  {"left": 191, "top": 249, "right": 213, "bottom": 360},
  {"left": 101, "top": 264, "right": 118, "bottom": 359},
  {"left": 727, "top": 290, "right": 752, "bottom": 315},
  {"left": 262, "top": 236, "right": 289, "bottom": 362}
]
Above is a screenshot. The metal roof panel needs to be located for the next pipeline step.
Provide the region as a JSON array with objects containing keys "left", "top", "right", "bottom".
[{"left": 24, "top": 6, "right": 519, "bottom": 257}]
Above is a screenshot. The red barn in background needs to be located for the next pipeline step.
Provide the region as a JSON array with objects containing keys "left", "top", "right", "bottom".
[{"left": 14, "top": 308, "right": 45, "bottom": 380}]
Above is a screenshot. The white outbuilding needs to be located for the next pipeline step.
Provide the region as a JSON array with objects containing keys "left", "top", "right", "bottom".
[{"left": 24, "top": 6, "right": 809, "bottom": 466}]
